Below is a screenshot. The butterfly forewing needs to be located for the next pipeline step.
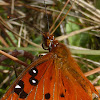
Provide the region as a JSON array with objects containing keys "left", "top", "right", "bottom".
[
  {"left": 26, "top": 59, "right": 55, "bottom": 100},
  {"left": 1, "top": 53, "right": 54, "bottom": 100}
]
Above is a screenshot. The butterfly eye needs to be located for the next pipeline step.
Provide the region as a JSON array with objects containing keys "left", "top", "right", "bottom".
[
  {"left": 29, "top": 68, "right": 38, "bottom": 77},
  {"left": 29, "top": 77, "right": 38, "bottom": 86}
]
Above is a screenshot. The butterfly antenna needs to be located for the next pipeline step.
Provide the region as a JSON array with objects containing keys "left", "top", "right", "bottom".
[
  {"left": 33, "top": 25, "right": 44, "bottom": 35},
  {"left": 49, "top": 0, "right": 70, "bottom": 33},
  {"left": 44, "top": 0, "right": 50, "bottom": 35},
  {"left": 50, "top": 0, "right": 75, "bottom": 35}
]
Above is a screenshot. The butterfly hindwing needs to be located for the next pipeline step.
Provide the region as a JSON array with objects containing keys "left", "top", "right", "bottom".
[
  {"left": 53, "top": 45, "right": 98, "bottom": 100},
  {"left": 61, "top": 70, "right": 92, "bottom": 100},
  {"left": 66, "top": 55, "right": 98, "bottom": 96}
]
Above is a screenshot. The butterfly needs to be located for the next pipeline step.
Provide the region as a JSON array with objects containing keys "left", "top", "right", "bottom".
[
  {"left": 1, "top": 1, "right": 100, "bottom": 100},
  {"left": 1, "top": 30, "right": 99, "bottom": 100}
]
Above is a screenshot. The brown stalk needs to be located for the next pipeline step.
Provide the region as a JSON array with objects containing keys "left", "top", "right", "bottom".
[
  {"left": 50, "top": 0, "right": 75, "bottom": 35},
  {"left": 0, "top": 24, "right": 16, "bottom": 47},
  {"left": 0, "top": 16, "right": 41, "bottom": 48},
  {"left": 0, "top": 35, "right": 9, "bottom": 47},
  {"left": 95, "top": 86, "right": 100, "bottom": 90},
  {"left": 0, "top": 50, "right": 28, "bottom": 67},
  {"left": 84, "top": 67, "right": 100, "bottom": 77},
  {"left": 0, "top": 50, "right": 35, "bottom": 62},
  {"left": 49, "top": 0, "right": 70, "bottom": 32},
  {"left": 56, "top": 25, "right": 100, "bottom": 41}
]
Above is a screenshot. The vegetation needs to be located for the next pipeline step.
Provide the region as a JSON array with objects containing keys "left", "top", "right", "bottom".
[{"left": 0, "top": 0, "right": 100, "bottom": 99}]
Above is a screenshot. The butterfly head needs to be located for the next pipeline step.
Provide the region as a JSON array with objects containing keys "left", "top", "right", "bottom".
[{"left": 43, "top": 33, "right": 59, "bottom": 51}]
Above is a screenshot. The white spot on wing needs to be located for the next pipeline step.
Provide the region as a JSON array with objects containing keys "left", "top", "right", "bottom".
[
  {"left": 33, "top": 69, "right": 36, "bottom": 73},
  {"left": 32, "top": 80, "right": 36, "bottom": 83},
  {"left": 15, "top": 85, "right": 21, "bottom": 89}
]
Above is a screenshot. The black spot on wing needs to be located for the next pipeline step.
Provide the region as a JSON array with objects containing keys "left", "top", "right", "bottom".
[
  {"left": 19, "top": 90, "right": 28, "bottom": 99},
  {"left": 14, "top": 80, "right": 24, "bottom": 95},
  {"left": 45, "top": 93, "right": 50, "bottom": 99},
  {"left": 14, "top": 80, "right": 28, "bottom": 99},
  {"left": 60, "top": 93, "right": 65, "bottom": 97},
  {"left": 29, "top": 77, "right": 38, "bottom": 86},
  {"left": 29, "top": 67, "right": 38, "bottom": 77},
  {"left": 50, "top": 76, "right": 52, "bottom": 80}
]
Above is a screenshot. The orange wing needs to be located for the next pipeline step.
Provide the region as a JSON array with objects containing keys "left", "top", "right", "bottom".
[
  {"left": 53, "top": 51, "right": 99, "bottom": 100},
  {"left": 1, "top": 49, "right": 99, "bottom": 100},
  {"left": 1, "top": 53, "right": 55, "bottom": 100}
]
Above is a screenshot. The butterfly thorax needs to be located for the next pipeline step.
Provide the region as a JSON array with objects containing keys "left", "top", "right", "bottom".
[
  {"left": 43, "top": 33, "right": 71, "bottom": 59},
  {"left": 51, "top": 43, "right": 72, "bottom": 59}
]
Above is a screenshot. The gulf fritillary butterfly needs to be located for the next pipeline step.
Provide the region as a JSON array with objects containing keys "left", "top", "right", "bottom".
[
  {"left": 1, "top": 35, "right": 99, "bottom": 100},
  {"left": 1, "top": 0, "right": 100, "bottom": 100}
]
